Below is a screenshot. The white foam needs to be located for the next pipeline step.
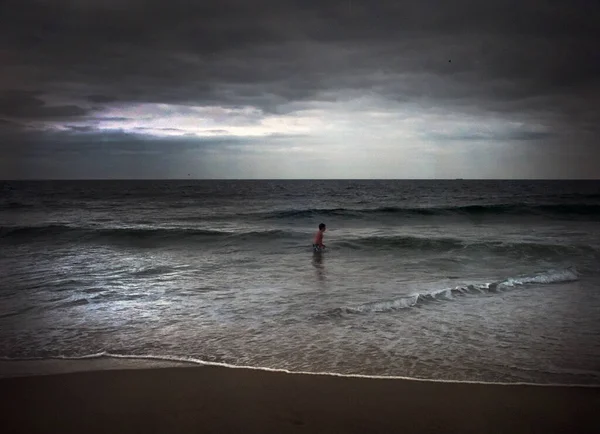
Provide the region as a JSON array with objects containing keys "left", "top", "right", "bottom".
[
  {"left": 1, "top": 352, "right": 598, "bottom": 388},
  {"left": 499, "top": 268, "right": 579, "bottom": 287},
  {"left": 332, "top": 268, "right": 580, "bottom": 316}
]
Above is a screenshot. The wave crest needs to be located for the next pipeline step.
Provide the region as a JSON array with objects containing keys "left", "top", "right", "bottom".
[
  {"left": 262, "top": 204, "right": 600, "bottom": 220},
  {"left": 321, "top": 269, "right": 579, "bottom": 317}
]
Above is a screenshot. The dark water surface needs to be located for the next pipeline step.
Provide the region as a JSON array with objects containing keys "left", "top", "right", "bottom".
[{"left": 1, "top": 180, "right": 599, "bottom": 384}]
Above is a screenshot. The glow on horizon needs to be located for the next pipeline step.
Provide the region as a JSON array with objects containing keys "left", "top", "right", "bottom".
[
  {"left": 89, "top": 103, "right": 327, "bottom": 138},
  {"left": 40, "top": 97, "right": 550, "bottom": 147}
]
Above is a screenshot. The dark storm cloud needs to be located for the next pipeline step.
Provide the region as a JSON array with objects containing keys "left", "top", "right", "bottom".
[
  {"left": 1, "top": 1, "right": 598, "bottom": 115},
  {"left": 0, "top": 90, "right": 90, "bottom": 119},
  {"left": 86, "top": 95, "right": 119, "bottom": 103},
  {"left": 0, "top": 118, "right": 20, "bottom": 127},
  {"left": 0, "top": 0, "right": 599, "bottom": 178}
]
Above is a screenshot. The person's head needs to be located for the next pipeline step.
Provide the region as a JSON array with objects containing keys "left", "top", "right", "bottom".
[{"left": 319, "top": 223, "right": 326, "bottom": 232}]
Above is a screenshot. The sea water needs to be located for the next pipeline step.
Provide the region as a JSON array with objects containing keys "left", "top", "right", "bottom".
[{"left": 1, "top": 180, "right": 599, "bottom": 384}]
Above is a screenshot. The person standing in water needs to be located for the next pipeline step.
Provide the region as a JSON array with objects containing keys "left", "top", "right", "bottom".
[{"left": 313, "top": 223, "right": 326, "bottom": 252}]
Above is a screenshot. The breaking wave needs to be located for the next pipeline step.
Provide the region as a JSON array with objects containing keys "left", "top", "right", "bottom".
[{"left": 322, "top": 268, "right": 580, "bottom": 317}]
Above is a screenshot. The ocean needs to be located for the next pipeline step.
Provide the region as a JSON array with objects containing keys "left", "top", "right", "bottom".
[{"left": 1, "top": 180, "right": 599, "bottom": 384}]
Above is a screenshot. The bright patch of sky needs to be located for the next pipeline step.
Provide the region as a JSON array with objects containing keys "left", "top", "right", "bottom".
[{"left": 58, "top": 95, "right": 547, "bottom": 149}]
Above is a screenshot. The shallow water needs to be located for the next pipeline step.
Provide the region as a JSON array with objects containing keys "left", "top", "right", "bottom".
[{"left": 1, "top": 180, "right": 600, "bottom": 384}]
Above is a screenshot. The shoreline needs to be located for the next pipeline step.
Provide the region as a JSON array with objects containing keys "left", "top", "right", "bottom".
[
  {"left": 1, "top": 364, "right": 599, "bottom": 433},
  {"left": 1, "top": 356, "right": 599, "bottom": 387},
  {"left": 2, "top": 356, "right": 599, "bottom": 387}
]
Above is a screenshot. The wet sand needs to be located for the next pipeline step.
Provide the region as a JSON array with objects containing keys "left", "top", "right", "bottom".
[{"left": 1, "top": 365, "right": 598, "bottom": 433}]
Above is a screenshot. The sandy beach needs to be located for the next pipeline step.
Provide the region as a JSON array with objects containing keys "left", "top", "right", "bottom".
[{"left": 1, "top": 364, "right": 598, "bottom": 434}]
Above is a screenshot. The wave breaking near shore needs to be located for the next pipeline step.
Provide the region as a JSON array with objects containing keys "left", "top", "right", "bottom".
[{"left": 322, "top": 268, "right": 579, "bottom": 316}]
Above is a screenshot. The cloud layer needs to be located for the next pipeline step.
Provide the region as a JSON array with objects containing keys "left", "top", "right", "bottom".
[{"left": 1, "top": 0, "right": 598, "bottom": 178}]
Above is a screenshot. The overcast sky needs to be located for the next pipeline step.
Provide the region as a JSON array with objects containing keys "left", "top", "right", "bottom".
[{"left": 1, "top": 0, "right": 598, "bottom": 179}]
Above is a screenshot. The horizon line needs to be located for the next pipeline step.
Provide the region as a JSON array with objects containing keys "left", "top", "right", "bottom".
[{"left": 2, "top": 178, "right": 600, "bottom": 182}]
